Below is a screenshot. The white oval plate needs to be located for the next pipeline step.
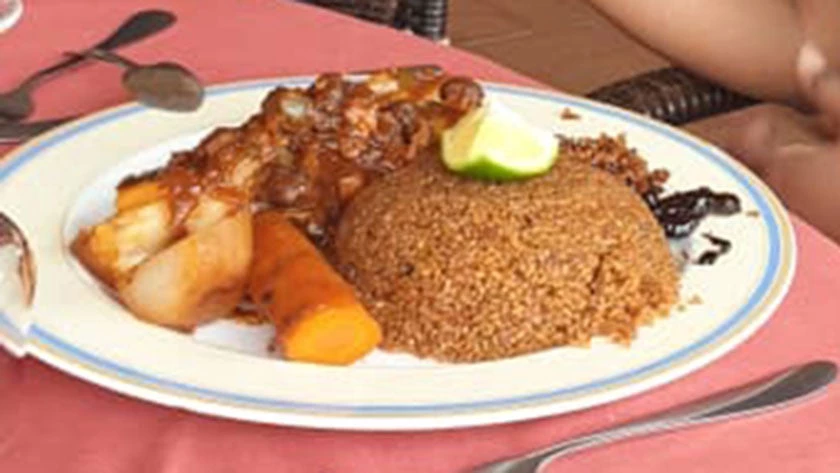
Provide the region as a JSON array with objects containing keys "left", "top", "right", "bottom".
[{"left": 0, "top": 78, "right": 796, "bottom": 430}]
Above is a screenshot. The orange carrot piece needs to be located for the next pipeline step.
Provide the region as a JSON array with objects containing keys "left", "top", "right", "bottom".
[
  {"left": 248, "top": 211, "right": 381, "bottom": 365},
  {"left": 282, "top": 306, "right": 383, "bottom": 366}
]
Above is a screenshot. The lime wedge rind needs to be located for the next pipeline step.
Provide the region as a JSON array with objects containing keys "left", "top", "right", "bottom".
[{"left": 442, "top": 100, "right": 558, "bottom": 181}]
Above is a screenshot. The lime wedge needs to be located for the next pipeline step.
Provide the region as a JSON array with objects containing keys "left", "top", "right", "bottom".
[{"left": 442, "top": 100, "right": 558, "bottom": 181}]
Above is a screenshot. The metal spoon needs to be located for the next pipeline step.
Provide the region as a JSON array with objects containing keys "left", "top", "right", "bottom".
[
  {"left": 0, "top": 10, "right": 176, "bottom": 122},
  {"left": 70, "top": 48, "right": 204, "bottom": 113},
  {"left": 0, "top": 211, "right": 35, "bottom": 309},
  {"left": 473, "top": 360, "right": 837, "bottom": 473}
]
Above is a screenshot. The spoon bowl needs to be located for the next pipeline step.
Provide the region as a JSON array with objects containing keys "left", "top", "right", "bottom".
[
  {"left": 0, "top": 211, "right": 36, "bottom": 310},
  {"left": 123, "top": 62, "right": 204, "bottom": 112},
  {"left": 0, "top": 85, "right": 33, "bottom": 122},
  {"left": 73, "top": 48, "right": 204, "bottom": 113}
]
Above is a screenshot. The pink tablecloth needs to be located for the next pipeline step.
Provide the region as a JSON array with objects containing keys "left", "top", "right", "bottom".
[{"left": 1, "top": 1, "right": 839, "bottom": 472}]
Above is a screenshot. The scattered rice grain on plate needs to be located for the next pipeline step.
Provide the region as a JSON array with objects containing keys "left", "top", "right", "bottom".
[
  {"left": 560, "top": 107, "right": 581, "bottom": 120},
  {"left": 687, "top": 294, "right": 704, "bottom": 305}
]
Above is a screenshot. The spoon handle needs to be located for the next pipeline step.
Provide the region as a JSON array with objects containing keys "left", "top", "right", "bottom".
[
  {"left": 20, "top": 10, "right": 175, "bottom": 89},
  {"left": 65, "top": 49, "right": 139, "bottom": 70},
  {"left": 473, "top": 361, "right": 836, "bottom": 473},
  {"left": 95, "top": 10, "right": 176, "bottom": 51}
]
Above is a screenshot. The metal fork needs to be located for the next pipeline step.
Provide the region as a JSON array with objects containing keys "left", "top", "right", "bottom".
[
  {"left": 472, "top": 361, "right": 836, "bottom": 473},
  {"left": 0, "top": 116, "right": 73, "bottom": 144}
]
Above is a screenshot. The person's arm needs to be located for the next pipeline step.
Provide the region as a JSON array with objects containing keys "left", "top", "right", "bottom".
[{"left": 585, "top": 0, "right": 828, "bottom": 105}]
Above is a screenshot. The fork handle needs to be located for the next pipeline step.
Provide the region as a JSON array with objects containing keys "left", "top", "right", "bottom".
[
  {"left": 0, "top": 116, "right": 73, "bottom": 143},
  {"left": 473, "top": 361, "right": 836, "bottom": 473},
  {"left": 19, "top": 10, "right": 175, "bottom": 89}
]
